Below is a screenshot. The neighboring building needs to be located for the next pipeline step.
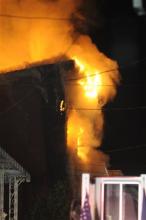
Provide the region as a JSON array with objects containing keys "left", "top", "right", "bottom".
[
  {"left": 81, "top": 173, "right": 146, "bottom": 220},
  {"left": 0, "top": 60, "right": 73, "bottom": 219},
  {"left": 0, "top": 146, "right": 30, "bottom": 220}
]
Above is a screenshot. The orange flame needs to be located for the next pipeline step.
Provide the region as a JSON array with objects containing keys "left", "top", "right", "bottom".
[
  {"left": 66, "top": 36, "right": 119, "bottom": 163},
  {"left": 73, "top": 56, "right": 102, "bottom": 99},
  {"left": 66, "top": 57, "right": 103, "bottom": 163},
  {"left": 67, "top": 110, "right": 90, "bottom": 163}
]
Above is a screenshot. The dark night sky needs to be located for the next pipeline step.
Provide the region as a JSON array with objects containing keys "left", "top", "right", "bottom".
[
  {"left": 91, "top": 0, "right": 146, "bottom": 175},
  {"left": 79, "top": 0, "right": 146, "bottom": 175}
]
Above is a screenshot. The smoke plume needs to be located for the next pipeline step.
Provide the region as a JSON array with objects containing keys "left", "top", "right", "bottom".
[{"left": 0, "top": 0, "right": 81, "bottom": 71}]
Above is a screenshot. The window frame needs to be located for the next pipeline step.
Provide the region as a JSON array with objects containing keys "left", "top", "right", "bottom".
[{"left": 95, "top": 177, "right": 143, "bottom": 220}]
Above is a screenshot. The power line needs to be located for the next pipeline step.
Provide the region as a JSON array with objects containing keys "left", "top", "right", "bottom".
[
  {"left": 0, "top": 13, "right": 103, "bottom": 29},
  {"left": 104, "top": 144, "right": 146, "bottom": 153},
  {"left": 1, "top": 80, "right": 146, "bottom": 115},
  {"left": 0, "top": 13, "right": 70, "bottom": 21},
  {"left": 64, "top": 82, "right": 146, "bottom": 87},
  {"left": 0, "top": 89, "right": 34, "bottom": 115},
  {"left": 1, "top": 76, "right": 146, "bottom": 87},
  {"left": 65, "top": 57, "right": 146, "bottom": 81},
  {"left": 1, "top": 55, "right": 146, "bottom": 83},
  {"left": 0, "top": 12, "right": 100, "bottom": 24},
  {"left": 68, "top": 106, "right": 146, "bottom": 111}
]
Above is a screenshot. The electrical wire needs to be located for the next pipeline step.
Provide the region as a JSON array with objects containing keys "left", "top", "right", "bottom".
[
  {"left": 0, "top": 91, "right": 35, "bottom": 115},
  {"left": 64, "top": 82, "right": 146, "bottom": 87},
  {"left": 1, "top": 77, "right": 146, "bottom": 88},
  {"left": 104, "top": 144, "right": 146, "bottom": 153},
  {"left": 65, "top": 57, "right": 146, "bottom": 81},
  {"left": 68, "top": 106, "right": 146, "bottom": 111},
  {"left": 1, "top": 55, "right": 146, "bottom": 83},
  {"left": 0, "top": 13, "right": 106, "bottom": 29},
  {"left": 0, "top": 13, "right": 70, "bottom": 21},
  {"left": 1, "top": 83, "right": 146, "bottom": 115}
]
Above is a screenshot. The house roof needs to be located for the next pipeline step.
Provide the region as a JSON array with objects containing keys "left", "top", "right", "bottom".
[{"left": 0, "top": 146, "right": 30, "bottom": 182}]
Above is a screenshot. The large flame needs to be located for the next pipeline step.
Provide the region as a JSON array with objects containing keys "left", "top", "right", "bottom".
[
  {"left": 73, "top": 56, "right": 102, "bottom": 99},
  {"left": 66, "top": 36, "right": 119, "bottom": 164}
]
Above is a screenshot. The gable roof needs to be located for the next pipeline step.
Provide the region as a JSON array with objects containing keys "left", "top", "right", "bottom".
[{"left": 0, "top": 146, "right": 30, "bottom": 182}]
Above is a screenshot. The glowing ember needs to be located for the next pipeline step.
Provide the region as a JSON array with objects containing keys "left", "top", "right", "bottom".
[{"left": 60, "top": 100, "right": 65, "bottom": 112}]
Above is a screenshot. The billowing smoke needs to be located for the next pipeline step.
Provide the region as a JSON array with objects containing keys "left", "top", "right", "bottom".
[{"left": 0, "top": 0, "right": 81, "bottom": 71}]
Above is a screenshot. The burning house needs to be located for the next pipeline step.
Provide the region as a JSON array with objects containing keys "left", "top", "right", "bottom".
[
  {"left": 0, "top": 58, "right": 120, "bottom": 220},
  {"left": 0, "top": 0, "right": 122, "bottom": 219}
]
